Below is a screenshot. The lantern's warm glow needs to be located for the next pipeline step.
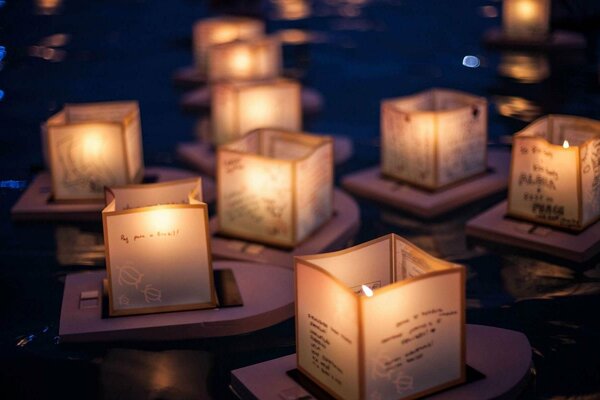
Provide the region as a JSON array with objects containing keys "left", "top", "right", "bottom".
[
  {"left": 295, "top": 234, "right": 466, "bottom": 400},
  {"left": 207, "top": 37, "right": 281, "bottom": 82},
  {"left": 102, "top": 178, "right": 216, "bottom": 317},
  {"left": 508, "top": 115, "right": 600, "bottom": 231},
  {"left": 192, "top": 17, "right": 264, "bottom": 73},
  {"left": 361, "top": 284, "right": 373, "bottom": 297},
  {"left": 82, "top": 132, "right": 105, "bottom": 159},
  {"left": 502, "top": 0, "right": 550, "bottom": 40},
  {"left": 217, "top": 129, "right": 333, "bottom": 247},
  {"left": 44, "top": 101, "right": 144, "bottom": 201},
  {"left": 211, "top": 78, "right": 302, "bottom": 146},
  {"left": 381, "top": 88, "right": 488, "bottom": 190},
  {"left": 148, "top": 208, "right": 176, "bottom": 232}
]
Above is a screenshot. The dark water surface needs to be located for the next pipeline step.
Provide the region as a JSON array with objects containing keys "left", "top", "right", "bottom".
[{"left": 1, "top": 0, "right": 600, "bottom": 399}]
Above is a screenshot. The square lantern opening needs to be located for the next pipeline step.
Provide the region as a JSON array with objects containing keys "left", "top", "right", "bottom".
[
  {"left": 44, "top": 101, "right": 144, "bottom": 202},
  {"left": 211, "top": 78, "right": 302, "bottom": 146},
  {"left": 207, "top": 36, "right": 282, "bottom": 82},
  {"left": 193, "top": 16, "right": 264, "bottom": 73},
  {"left": 102, "top": 177, "right": 216, "bottom": 317},
  {"left": 295, "top": 234, "right": 466, "bottom": 400},
  {"left": 217, "top": 128, "right": 333, "bottom": 248},
  {"left": 508, "top": 115, "right": 600, "bottom": 231},
  {"left": 502, "top": 0, "right": 550, "bottom": 40},
  {"left": 381, "top": 88, "right": 488, "bottom": 191}
]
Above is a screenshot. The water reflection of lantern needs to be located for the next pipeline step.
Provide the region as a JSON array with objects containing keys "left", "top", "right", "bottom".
[
  {"left": 502, "top": 0, "right": 550, "bottom": 41},
  {"left": 295, "top": 234, "right": 466, "bottom": 400},
  {"left": 211, "top": 78, "right": 302, "bottom": 146},
  {"left": 381, "top": 88, "right": 488, "bottom": 190},
  {"left": 207, "top": 36, "right": 282, "bottom": 82},
  {"left": 498, "top": 51, "right": 550, "bottom": 83},
  {"left": 193, "top": 16, "right": 264, "bottom": 73},
  {"left": 44, "top": 101, "right": 144, "bottom": 201},
  {"left": 217, "top": 129, "right": 333, "bottom": 247},
  {"left": 508, "top": 115, "right": 600, "bottom": 231}
]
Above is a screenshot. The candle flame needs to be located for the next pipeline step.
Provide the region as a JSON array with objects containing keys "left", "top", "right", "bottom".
[
  {"left": 563, "top": 140, "right": 569, "bottom": 149},
  {"left": 361, "top": 285, "right": 373, "bottom": 297}
]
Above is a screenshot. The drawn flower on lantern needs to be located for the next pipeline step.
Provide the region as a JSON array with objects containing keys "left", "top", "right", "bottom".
[
  {"left": 393, "top": 373, "right": 414, "bottom": 393},
  {"left": 371, "top": 355, "right": 394, "bottom": 380},
  {"left": 118, "top": 294, "right": 130, "bottom": 306},
  {"left": 117, "top": 265, "right": 144, "bottom": 289},
  {"left": 142, "top": 284, "right": 162, "bottom": 303}
]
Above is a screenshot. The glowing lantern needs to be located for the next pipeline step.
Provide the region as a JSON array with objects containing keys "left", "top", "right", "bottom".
[
  {"left": 207, "top": 36, "right": 282, "bottom": 82},
  {"left": 43, "top": 101, "right": 144, "bottom": 201},
  {"left": 295, "top": 234, "right": 466, "bottom": 399},
  {"left": 102, "top": 177, "right": 216, "bottom": 316},
  {"left": 502, "top": 0, "right": 550, "bottom": 40},
  {"left": 381, "top": 88, "right": 488, "bottom": 190},
  {"left": 193, "top": 16, "right": 264, "bottom": 73},
  {"left": 211, "top": 78, "right": 302, "bottom": 146},
  {"left": 217, "top": 128, "right": 333, "bottom": 247},
  {"left": 508, "top": 115, "right": 600, "bottom": 231}
]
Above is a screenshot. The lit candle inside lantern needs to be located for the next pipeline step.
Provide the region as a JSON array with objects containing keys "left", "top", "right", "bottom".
[
  {"left": 193, "top": 16, "right": 264, "bottom": 73},
  {"left": 508, "top": 115, "right": 600, "bottom": 231},
  {"left": 381, "top": 88, "right": 488, "bottom": 190},
  {"left": 207, "top": 36, "right": 282, "bottom": 82},
  {"left": 102, "top": 178, "right": 216, "bottom": 317},
  {"left": 43, "top": 101, "right": 144, "bottom": 201},
  {"left": 217, "top": 128, "right": 333, "bottom": 247},
  {"left": 361, "top": 284, "right": 374, "bottom": 297},
  {"left": 295, "top": 234, "right": 466, "bottom": 400},
  {"left": 211, "top": 78, "right": 302, "bottom": 146},
  {"left": 502, "top": 0, "right": 550, "bottom": 40}
]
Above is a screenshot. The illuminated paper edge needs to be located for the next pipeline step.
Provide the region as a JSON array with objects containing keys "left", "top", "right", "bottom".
[
  {"left": 44, "top": 101, "right": 145, "bottom": 202},
  {"left": 101, "top": 181, "right": 217, "bottom": 317},
  {"left": 216, "top": 128, "right": 334, "bottom": 248},
  {"left": 380, "top": 88, "right": 488, "bottom": 191},
  {"left": 207, "top": 36, "right": 282, "bottom": 82},
  {"left": 104, "top": 176, "right": 203, "bottom": 206},
  {"left": 507, "top": 114, "right": 600, "bottom": 231},
  {"left": 210, "top": 78, "right": 303, "bottom": 146},
  {"left": 293, "top": 233, "right": 466, "bottom": 400}
]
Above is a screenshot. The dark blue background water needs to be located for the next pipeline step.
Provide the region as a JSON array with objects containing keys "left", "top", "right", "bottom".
[{"left": 1, "top": 0, "right": 600, "bottom": 398}]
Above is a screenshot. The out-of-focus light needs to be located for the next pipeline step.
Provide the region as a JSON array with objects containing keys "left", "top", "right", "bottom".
[
  {"left": 0, "top": 180, "right": 27, "bottom": 189},
  {"left": 462, "top": 55, "right": 480, "bottom": 68},
  {"left": 0, "top": 0, "right": 5, "bottom": 8},
  {"left": 479, "top": 5, "right": 498, "bottom": 18},
  {"left": 0, "top": 46, "right": 6, "bottom": 61},
  {"left": 0, "top": 90, "right": 4, "bottom": 101}
]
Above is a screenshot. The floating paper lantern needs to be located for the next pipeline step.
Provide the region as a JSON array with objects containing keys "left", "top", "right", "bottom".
[
  {"left": 44, "top": 101, "right": 144, "bottom": 201},
  {"left": 102, "top": 178, "right": 216, "bottom": 316},
  {"left": 217, "top": 129, "right": 333, "bottom": 247},
  {"left": 508, "top": 115, "right": 600, "bottom": 231},
  {"left": 211, "top": 78, "right": 302, "bottom": 146},
  {"left": 295, "top": 234, "right": 466, "bottom": 400},
  {"left": 381, "top": 88, "right": 488, "bottom": 190},
  {"left": 207, "top": 36, "right": 282, "bottom": 82},
  {"left": 193, "top": 16, "right": 264, "bottom": 73},
  {"left": 502, "top": 0, "right": 550, "bottom": 40}
]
